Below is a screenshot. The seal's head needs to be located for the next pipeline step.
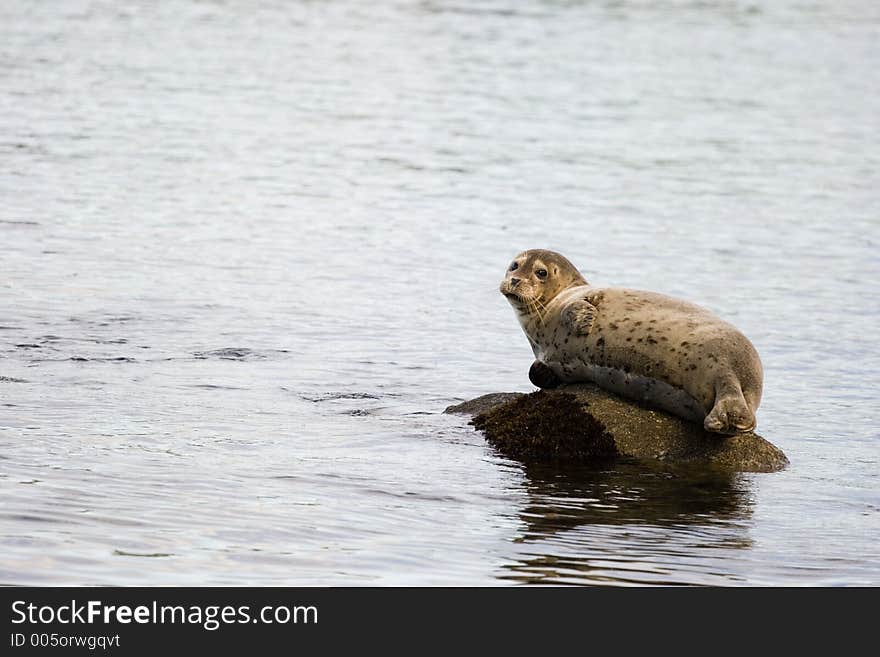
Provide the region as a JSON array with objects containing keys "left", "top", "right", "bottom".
[{"left": 499, "top": 249, "right": 587, "bottom": 316}]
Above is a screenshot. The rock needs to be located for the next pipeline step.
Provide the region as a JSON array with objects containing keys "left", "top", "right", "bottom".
[
  {"left": 445, "top": 383, "right": 789, "bottom": 473},
  {"left": 444, "top": 393, "right": 525, "bottom": 416}
]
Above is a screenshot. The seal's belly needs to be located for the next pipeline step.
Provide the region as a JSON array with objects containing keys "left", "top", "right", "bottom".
[{"left": 548, "top": 354, "right": 707, "bottom": 423}]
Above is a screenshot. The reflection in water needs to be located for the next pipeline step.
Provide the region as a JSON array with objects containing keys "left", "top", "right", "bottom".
[{"left": 501, "top": 461, "right": 754, "bottom": 585}]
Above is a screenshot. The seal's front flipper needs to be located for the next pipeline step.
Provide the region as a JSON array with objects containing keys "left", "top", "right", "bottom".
[
  {"left": 563, "top": 300, "right": 598, "bottom": 336},
  {"left": 529, "top": 360, "right": 562, "bottom": 389}
]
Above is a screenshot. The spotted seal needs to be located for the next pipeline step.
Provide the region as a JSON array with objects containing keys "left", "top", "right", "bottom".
[{"left": 499, "top": 249, "right": 763, "bottom": 434}]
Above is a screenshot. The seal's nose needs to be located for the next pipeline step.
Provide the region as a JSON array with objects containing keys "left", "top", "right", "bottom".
[{"left": 510, "top": 277, "right": 521, "bottom": 287}]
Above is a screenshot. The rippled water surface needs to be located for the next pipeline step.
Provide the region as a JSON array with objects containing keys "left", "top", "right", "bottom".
[{"left": 2, "top": 0, "right": 878, "bottom": 585}]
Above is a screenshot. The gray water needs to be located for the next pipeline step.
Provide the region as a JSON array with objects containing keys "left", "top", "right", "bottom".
[{"left": 2, "top": 0, "right": 878, "bottom": 585}]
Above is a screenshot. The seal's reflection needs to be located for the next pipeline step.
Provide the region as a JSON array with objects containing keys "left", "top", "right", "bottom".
[{"left": 500, "top": 459, "right": 754, "bottom": 585}]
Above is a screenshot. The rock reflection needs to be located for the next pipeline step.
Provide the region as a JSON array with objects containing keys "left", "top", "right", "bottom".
[{"left": 501, "top": 460, "right": 754, "bottom": 585}]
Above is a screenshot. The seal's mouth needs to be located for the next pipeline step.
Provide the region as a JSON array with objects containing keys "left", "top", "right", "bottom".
[
  {"left": 500, "top": 281, "right": 531, "bottom": 307},
  {"left": 503, "top": 291, "right": 535, "bottom": 313},
  {"left": 503, "top": 291, "right": 531, "bottom": 307}
]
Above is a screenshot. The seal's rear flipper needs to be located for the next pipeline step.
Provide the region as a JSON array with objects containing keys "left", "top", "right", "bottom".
[
  {"left": 529, "top": 360, "right": 562, "bottom": 389},
  {"left": 704, "top": 383, "right": 756, "bottom": 434}
]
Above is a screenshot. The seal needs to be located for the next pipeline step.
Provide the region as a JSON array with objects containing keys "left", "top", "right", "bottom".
[{"left": 499, "top": 249, "right": 763, "bottom": 434}]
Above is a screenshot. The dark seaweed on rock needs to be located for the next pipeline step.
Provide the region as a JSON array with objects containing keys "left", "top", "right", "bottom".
[{"left": 472, "top": 391, "right": 618, "bottom": 462}]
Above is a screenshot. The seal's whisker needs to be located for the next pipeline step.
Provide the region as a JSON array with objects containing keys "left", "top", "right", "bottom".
[
  {"left": 532, "top": 297, "right": 549, "bottom": 324},
  {"left": 528, "top": 299, "right": 541, "bottom": 322}
]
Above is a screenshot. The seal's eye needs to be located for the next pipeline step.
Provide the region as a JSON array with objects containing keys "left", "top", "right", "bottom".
[
  {"left": 535, "top": 268, "right": 548, "bottom": 279},
  {"left": 509, "top": 262, "right": 519, "bottom": 271}
]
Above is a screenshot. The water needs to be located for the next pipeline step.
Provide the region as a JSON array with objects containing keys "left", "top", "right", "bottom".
[{"left": 1, "top": 0, "right": 878, "bottom": 585}]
